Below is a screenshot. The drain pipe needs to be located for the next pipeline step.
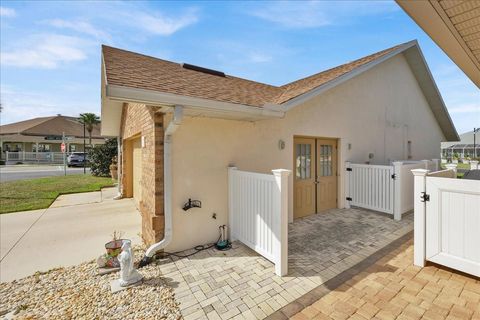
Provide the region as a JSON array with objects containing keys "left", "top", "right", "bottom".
[
  {"left": 113, "top": 137, "right": 123, "bottom": 200},
  {"left": 139, "top": 105, "right": 183, "bottom": 267}
]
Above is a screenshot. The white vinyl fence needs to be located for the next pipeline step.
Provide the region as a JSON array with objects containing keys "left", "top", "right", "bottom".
[
  {"left": 413, "top": 168, "right": 480, "bottom": 277},
  {"left": 228, "top": 167, "right": 290, "bottom": 276},
  {"left": 345, "top": 160, "right": 439, "bottom": 220},
  {"left": 5, "top": 151, "right": 66, "bottom": 164}
]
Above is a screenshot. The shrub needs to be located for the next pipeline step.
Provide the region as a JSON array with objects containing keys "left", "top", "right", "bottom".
[{"left": 89, "top": 138, "right": 117, "bottom": 177}]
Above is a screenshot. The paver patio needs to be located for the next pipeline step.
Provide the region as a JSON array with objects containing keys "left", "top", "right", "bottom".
[
  {"left": 288, "top": 239, "right": 480, "bottom": 320},
  {"left": 155, "top": 208, "right": 413, "bottom": 319}
]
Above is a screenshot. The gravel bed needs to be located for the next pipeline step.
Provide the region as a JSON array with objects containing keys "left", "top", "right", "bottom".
[{"left": 0, "top": 248, "right": 181, "bottom": 319}]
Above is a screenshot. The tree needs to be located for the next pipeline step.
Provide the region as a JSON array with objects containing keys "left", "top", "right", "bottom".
[
  {"left": 78, "top": 113, "right": 100, "bottom": 146},
  {"left": 89, "top": 138, "right": 117, "bottom": 177}
]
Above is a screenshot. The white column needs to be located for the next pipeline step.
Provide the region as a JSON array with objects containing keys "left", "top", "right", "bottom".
[
  {"left": 272, "top": 169, "right": 291, "bottom": 277},
  {"left": 344, "top": 161, "right": 351, "bottom": 209},
  {"left": 393, "top": 162, "right": 403, "bottom": 221},
  {"left": 228, "top": 167, "right": 238, "bottom": 242},
  {"left": 445, "top": 163, "right": 457, "bottom": 178},
  {"left": 411, "top": 169, "right": 429, "bottom": 267}
]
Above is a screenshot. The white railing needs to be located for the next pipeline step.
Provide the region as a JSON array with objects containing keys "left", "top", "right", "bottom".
[
  {"left": 345, "top": 159, "right": 440, "bottom": 220},
  {"left": 5, "top": 151, "right": 67, "bottom": 164},
  {"left": 412, "top": 168, "right": 480, "bottom": 277},
  {"left": 228, "top": 167, "right": 290, "bottom": 276}
]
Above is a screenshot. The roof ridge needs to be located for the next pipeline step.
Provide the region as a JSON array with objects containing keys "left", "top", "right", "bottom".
[
  {"left": 102, "top": 44, "right": 280, "bottom": 89},
  {"left": 274, "top": 42, "right": 412, "bottom": 104}
]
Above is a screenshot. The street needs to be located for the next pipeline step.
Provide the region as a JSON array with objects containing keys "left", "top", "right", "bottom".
[{"left": 0, "top": 165, "right": 91, "bottom": 182}]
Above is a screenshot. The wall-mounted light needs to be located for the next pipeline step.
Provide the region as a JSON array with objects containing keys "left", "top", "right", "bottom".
[
  {"left": 278, "top": 140, "right": 285, "bottom": 150},
  {"left": 141, "top": 136, "right": 146, "bottom": 148},
  {"left": 348, "top": 143, "right": 352, "bottom": 150}
]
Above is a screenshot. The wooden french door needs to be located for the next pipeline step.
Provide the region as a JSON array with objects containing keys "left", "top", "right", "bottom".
[
  {"left": 294, "top": 137, "right": 337, "bottom": 219},
  {"left": 316, "top": 139, "right": 337, "bottom": 212}
]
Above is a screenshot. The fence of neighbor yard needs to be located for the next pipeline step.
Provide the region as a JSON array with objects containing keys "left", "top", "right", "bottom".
[
  {"left": 5, "top": 151, "right": 67, "bottom": 164},
  {"left": 228, "top": 167, "right": 290, "bottom": 276},
  {"left": 345, "top": 159, "right": 440, "bottom": 220},
  {"left": 413, "top": 167, "right": 480, "bottom": 277}
]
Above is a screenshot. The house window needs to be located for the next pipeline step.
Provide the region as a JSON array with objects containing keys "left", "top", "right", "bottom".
[
  {"left": 5, "top": 143, "right": 22, "bottom": 152},
  {"left": 34, "top": 144, "right": 51, "bottom": 152},
  {"left": 407, "top": 141, "right": 412, "bottom": 159},
  {"left": 70, "top": 145, "right": 76, "bottom": 152},
  {"left": 296, "top": 144, "right": 311, "bottom": 179}
]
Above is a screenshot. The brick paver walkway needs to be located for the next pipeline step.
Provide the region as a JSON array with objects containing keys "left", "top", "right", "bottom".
[
  {"left": 289, "top": 240, "right": 480, "bottom": 320},
  {"left": 156, "top": 208, "right": 413, "bottom": 319}
]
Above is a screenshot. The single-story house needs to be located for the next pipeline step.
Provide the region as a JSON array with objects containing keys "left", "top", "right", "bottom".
[
  {"left": 0, "top": 115, "right": 105, "bottom": 160},
  {"left": 101, "top": 40, "right": 458, "bottom": 253}
]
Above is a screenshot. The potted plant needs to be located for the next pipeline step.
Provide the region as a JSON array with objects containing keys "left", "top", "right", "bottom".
[
  {"left": 97, "top": 231, "right": 125, "bottom": 269},
  {"left": 109, "top": 156, "right": 118, "bottom": 180}
]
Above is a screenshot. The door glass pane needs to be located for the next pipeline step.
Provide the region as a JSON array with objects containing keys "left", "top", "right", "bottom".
[
  {"left": 296, "top": 143, "right": 311, "bottom": 180},
  {"left": 320, "top": 144, "right": 332, "bottom": 177}
]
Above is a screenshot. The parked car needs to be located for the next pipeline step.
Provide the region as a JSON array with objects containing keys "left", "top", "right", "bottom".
[{"left": 67, "top": 152, "right": 89, "bottom": 167}]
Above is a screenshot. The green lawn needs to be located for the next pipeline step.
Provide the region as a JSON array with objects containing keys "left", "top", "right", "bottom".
[{"left": 0, "top": 175, "right": 115, "bottom": 214}]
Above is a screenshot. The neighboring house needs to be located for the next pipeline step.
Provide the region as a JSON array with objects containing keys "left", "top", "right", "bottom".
[
  {"left": 101, "top": 40, "right": 458, "bottom": 252},
  {"left": 0, "top": 115, "right": 105, "bottom": 160},
  {"left": 397, "top": 0, "right": 480, "bottom": 88},
  {"left": 441, "top": 130, "right": 480, "bottom": 160}
]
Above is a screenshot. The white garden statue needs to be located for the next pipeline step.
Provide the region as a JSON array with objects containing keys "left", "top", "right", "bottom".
[{"left": 117, "top": 240, "right": 143, "bottom": 286}]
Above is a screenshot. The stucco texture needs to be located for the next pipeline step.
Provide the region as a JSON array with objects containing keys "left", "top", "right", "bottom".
[{"left": 165, "top": 54, "right": 445, "bottom": 252}]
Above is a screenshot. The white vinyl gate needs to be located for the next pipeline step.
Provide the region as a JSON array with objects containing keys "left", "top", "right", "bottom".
[
  {"left": 346, "top": 163, "right": 394, "bottom": 214},
  {"left": 413, "top": 169, "right": 480, "bottom": 277},
  {"left": 345, "top": 160, "right": 438, "bottom": 220},
  {"left": 228, "top": 167, "right": 290, "bottom": 276}
]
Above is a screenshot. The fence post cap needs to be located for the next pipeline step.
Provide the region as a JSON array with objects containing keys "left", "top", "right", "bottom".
[
  {"left": 272, "top": 169, "right": 291, "bottom": 176},
  {"left": 392, "top": 161, "right": 403, "bottom": 165},
  {"left": 471, "top": 160, "right": 479, "bottom": 164},
  {"left": 228, "top": 166, "right": 238, "bottom": 171},
  {"left": 411, "top": 169, "right": 429, "bottom": 176}
]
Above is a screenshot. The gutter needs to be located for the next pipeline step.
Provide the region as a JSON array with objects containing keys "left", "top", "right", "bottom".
[{"left": 139, "top": 105, "right": 183, "bottom": 267}]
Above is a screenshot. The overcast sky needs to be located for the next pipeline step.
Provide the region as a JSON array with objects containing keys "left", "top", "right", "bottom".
[{"left": 1, "top": 1, "right": 478, "bottom": 134}]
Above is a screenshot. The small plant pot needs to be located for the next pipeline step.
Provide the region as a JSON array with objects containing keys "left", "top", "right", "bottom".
[{"left": 105, "top": 239, "right": 125, "bottom": 258}]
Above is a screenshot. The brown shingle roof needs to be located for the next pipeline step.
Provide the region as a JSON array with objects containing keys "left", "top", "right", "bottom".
[
  {"left": 0, "top": 115, "right": 102, "bottom": 138},
  {"left": 102, "top": 43, "right": 405, "bottom": 107}
]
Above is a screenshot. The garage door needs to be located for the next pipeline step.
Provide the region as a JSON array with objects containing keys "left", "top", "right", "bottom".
[{"left": 132, "top": 138, "right": 142, "bottom": 209}]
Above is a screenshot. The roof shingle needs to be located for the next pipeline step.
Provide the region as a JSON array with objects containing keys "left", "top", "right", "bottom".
[{"left": 102, "top": 43, "right": 404, "bottom": 107}]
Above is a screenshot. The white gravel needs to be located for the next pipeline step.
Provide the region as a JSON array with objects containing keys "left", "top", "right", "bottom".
[{"left": 0, "top": 248, "right": 181, "bottom": 319}]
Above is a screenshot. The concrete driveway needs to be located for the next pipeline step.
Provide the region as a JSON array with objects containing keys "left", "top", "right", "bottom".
[{"left": 0, "top": 187, "right": 141, "bottom": 282}]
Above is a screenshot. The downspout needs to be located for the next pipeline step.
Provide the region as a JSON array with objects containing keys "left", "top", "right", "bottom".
[
  {"left": 113, "top": 137, "right": 123, "bottom": 200},
  {"left": 139, "top": 105, "right": 183, "bottom": 267}
]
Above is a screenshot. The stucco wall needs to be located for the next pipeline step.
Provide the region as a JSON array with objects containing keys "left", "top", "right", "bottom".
[
  {"left": 121, "top": 103, "right": 164, "bottom": 245},
  {"left": 166, "top": 54, "right": 446, "bottom": 252}
]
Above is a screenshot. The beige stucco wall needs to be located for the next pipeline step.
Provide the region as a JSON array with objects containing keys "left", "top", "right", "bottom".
[{"left": 166, "top": 54, "right": 446, "bottom": 252}]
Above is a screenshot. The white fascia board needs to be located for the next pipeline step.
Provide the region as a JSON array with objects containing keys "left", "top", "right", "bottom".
[
  {"left": 105, "top": 84, "right": 284, "bottom": 120},
  {"left": 278, "top": 40, "right": 418, "bottom": 112}
]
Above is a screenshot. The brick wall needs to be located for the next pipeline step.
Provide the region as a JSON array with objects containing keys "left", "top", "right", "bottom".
[{"left": 120, "top": 103, "right": 164, "bottom": 245}]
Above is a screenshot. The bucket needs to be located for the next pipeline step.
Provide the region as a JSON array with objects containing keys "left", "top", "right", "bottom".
[{"left": 105, "top": 239, "right": 125, "bottom": 257}]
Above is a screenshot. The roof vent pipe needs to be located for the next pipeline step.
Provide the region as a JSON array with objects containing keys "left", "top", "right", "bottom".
[{"left": 139, "top": 105, "right": 183, "bottom": 267}]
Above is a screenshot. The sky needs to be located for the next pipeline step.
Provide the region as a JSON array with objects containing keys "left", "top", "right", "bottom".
[{"left": 0, "top": 1, "right": 479, "bottom": 135}]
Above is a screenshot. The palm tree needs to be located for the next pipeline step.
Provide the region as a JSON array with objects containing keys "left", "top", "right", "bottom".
[{"left": 78, "top": 113, "right": 100, "bottom": 146}]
